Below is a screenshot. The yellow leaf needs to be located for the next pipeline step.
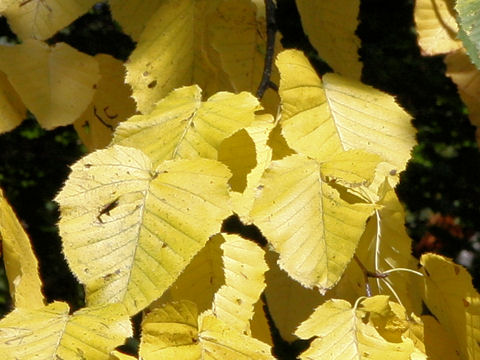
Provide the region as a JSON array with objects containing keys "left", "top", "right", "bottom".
[
  {"left": 2, "top": 0, "right": 98, "bottom": 40},
  {"left": 74, "top": 54, "right": 136, "bottom": 151},
  {"left": 212, "top": 234, "right": 268, "bottom": 334},
  {"left": 0, "top": 71, "right": 26, "bottom": 133},
  {"left": 140, "top": 300, "right": 201, "bottom": 360},
  {"left": 0, "top": 188, "right": 44, "bottom": 309},
  {"left": 296, "top": 0, "right": 362, "bottom": 79},
  {"left": 55, "top": 145, "right": 231, "bottom": 315},
  {"left": 222, "top": 114, "right": 275, "bottom": 219},
  {"left": 266, "top": 122, "right": 295, "bottom": 160},
  {"left": 140, "top": 301, "right": 274, "bottom": 359},
  {"left": 445, "top": 48, "right": 480, "bottom": 147},
  {"left": 263, "top": 250, "right": 323, "bottom": 342},
  {"left": 199, "top": 311, "right": 274, "bottom": 359},
  {"left": 414, "top": 0, "right": 462, "bottom": 55},
  {"left": 250, "top": 154, "right": 374, "bottom": 291},
  {"left": 108, "top": 0, "right": 164, "bottom": 41},
  {"left": 277, "top": 49, "right": 416, "bottom": 172},
  {"left": 110, "top": 350, "right": 138, "bottom": 360},
  {"left": 420, "top": 253, "right": 480, "bottom": 360},
  {"left": 0, "top": 302, "right": 131, "bottom": 360},
  {"left": 250, "top": 298, "right": 273, "bottom": 345},
  {"left": 295, "top": 298, "right": 416, "bottom": 360},
  {"left": 113, "top": 85, "right": 259, "bottom": 167},
  {"left": 0, "top": 39, "right": 100, "bottom": 129},
  {"left": 354, "top": 184, "right": 420, "bottom": 314},
  {"left": 422, "top": 315, "right": 461, "bottom": 360},
  {"left": 209, "top": 0, "right": 281, "bottom": 113},
  {"left": 166, "top": 234, "right": 225, "bottom": 313},
  {"left": 125, "top": 0, "right": 274, "bottom": 115}
]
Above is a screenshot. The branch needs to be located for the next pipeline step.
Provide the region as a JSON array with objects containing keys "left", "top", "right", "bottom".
[{"left": 256, "top": 0, "right": 277, "bottom": 99}]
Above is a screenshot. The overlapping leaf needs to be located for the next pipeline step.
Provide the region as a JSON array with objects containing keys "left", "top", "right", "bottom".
[
  {"left": 250, "top": 154, "right": 374, "bottom": 291},
  {"left": 212, "top": 234, "right": 268, "bottom": 334},
  {"left": 56, "top": 145, "right": 231, "bottom": 315},
  {"left": 140, "top": 300, "right": 274, "bottom": 359},
  {"left": 0, "top": 39, "right": 99, "bottom": 129},
  {"left": 296, "top": 297, "right": 417, "bottom": 360},
  {"left": 0, "top": 302, "right": 131, "bottom": 360},
  {"left": 263, "top": 250, "right": 323, "bottom": 342},
  {"left": 277, "top": 49, "right": 416, "bottom": 174},
  {"left": 420, "top": 253, "right": 480, "bottom": 360},
  {"left": 74, "top": 54, "right": 136, "bottom": 151},
  {"left": 445, "top": 48, "right": 480, "bottom": 146},
  {"left": 0, "top": 188, "right": 44, "bottom": 309},
  {"left": 296, "top": 0, "right": 362, "bottom": 79},
  {"left": 0, "top": 72, "right": 26, "bottom": 133},
  {"left": 124, "top": 0, "right": 275, "bottom": 114},
  {"left": 113, "top": 85, "right": 259, "bottom": 167},
  {"left": 456, "top": 0, "right": 480, "bottom": 69},
  {"left": 1, "top": 0, "right": 98, "bottom": 40},
  {"left": 414, "top": 0, "right": 462, "bottom": 55}
]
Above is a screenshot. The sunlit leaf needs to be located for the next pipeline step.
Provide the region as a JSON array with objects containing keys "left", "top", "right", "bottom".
[
  {"left": 113, "top": 85, "right": 259, "bottom": 167},
  {"left": 2, "top": 0, "right": 98, "bottom": 40},
  {"left": 250, "top": 154, "right": 374, "bottom": 291},
  {"left": 108, "top": 0, "right": 164, "bottom": 41},
  {"left": 74, "top": 54, "right": 136, "bottom": 151},
  {"left": 212, "top": 234, "right": 268, "bottom": 334},
  {"left": 295, "top": 298, "right": 416, "bottom": 360},
  {"left": 456, "top": 0, "right": 480, "bottom": 69},
  {"left": 420, "top": 253, "right": 480, "bottom": 360},
  {"left": 0, "top": 188, "right": 44, "bottom": 309},
  {"left": 222, "top": 114, "right": 275, "bottom": 220},
  {"left": 277, "top": 49, "right": 416, "bottom": 173},
  {"left": 0, "top": 71, "right": 26, "bottom": 134},
  {"left": 296, "top": 0, "right": 362, "bottom": 79},
  {"left": 263, "top": 250, "right": 323, "bottom": 342},
  {"left": 414, "top": 0, "right": 462, "bottom": 55},
  {"left": 0, "top": 302, "right": 131, "bottom": 360},
  {"left": 0, "top": 39, "right": 99, "bottom": 129},
  {"left": 166, "top": 234, "right": 225, "bottom": 313},
  {"left": 56, "top": 145, "right": 232, "bottom": 315},
  {"left": 445, "top": 48, "right": 480, "bottom": 147},
  {"left": 110, "top": 350, "right": 138, "bottom": 360},
  {"left": 422, "top": 315, "right": 461, "bottom": 360},
  {"left": 140, "top": 301, "right": 274, "bottom": 359}
]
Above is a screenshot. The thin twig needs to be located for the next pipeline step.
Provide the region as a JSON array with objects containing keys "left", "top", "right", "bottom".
[
  {"left": 256, "top": 0, "right": 277, "bottom": 99},
  {"left": 354, "top": 255, "right": 389, "bottom": 297}
]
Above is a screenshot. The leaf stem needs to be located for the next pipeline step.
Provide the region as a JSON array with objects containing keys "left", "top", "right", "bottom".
[{"left": 256, "top": 0, "right": 277, "bottom": 99}]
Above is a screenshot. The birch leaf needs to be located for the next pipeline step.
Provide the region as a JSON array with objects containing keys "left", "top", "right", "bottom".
[
  {"left": 212, "top": 234, "right": 268, "bottom": 334},
  {"left": 0, "top": 302, "right": 131, "bottom": 360},
  {"left": 2, "top": 0, "right": 98, "bottom": 40},
  {"left": 296, "top": 0, "right": 362, "bottom": 79},
  {"left": 263, "top": 250, "right": 323, "bottom": 342},
  {"left": 110, "top": 350, "right": 138, "bottom": 360},
  {"left": 445, "top": 48, "right": 480, "bottom": 147},
  {"left": 140, "top": 301, "right": 274, "bottom": 359},
  {"left": 113, "top": 85, "right": 259, "bottom": 167},
  {"left": 277, "top": 49, "right": 415, "bottom": 172},
  {"left": 456, "top": 0, "right": 480, "bottom": 68},
  {"left": 422, "top": 315, "right": 461, "bottom": 360},
  {"left": 250, "top": 154, "right": 374, "bottom": 291},
  {"left": 221, "top": 114, "right": 275, "bottom": 220},
  {"left": 167, "top": 234, "right": 225, "bottom": 313},
  {"left": 420, "top": 253, "right": 480, "bottom": 360},
  {"left": 0, "top": 39, "right": 99, "bottom": 129},
  {"left": 414, "top": 0, "right": 462, "bottom": 55},
  {"left": 74, "top": 54, "right": 136, "bottom": 151},
  {"left": 56, "top": 145, "right": 231, "bottom": 315},
  {"left": 0, "top": 71, "right": 26, "bottom": 134},
  {"left": 108, "top": 0, "right": 164, "bottom": 41},
  {"left": 295, "top": 298, "right": 415, "bottom": 360},
  {"left": 0, "top": 188, "right": 44, "bottom": 309}
]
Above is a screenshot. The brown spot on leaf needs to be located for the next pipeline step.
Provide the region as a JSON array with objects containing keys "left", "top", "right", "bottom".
[
  {"left": 148, "top": 80, "right": 157, "bottom": 89},
  {"left": 463, "top": 298, "right": 470, "bottom": 307},
  {"left": 454, "top": 266, "right": 460, "bottom": 275}
]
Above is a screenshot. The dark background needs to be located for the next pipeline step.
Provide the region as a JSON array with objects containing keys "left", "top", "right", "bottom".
[{"left": 0, "top": 0, "right": 478, "bottom": 332}]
